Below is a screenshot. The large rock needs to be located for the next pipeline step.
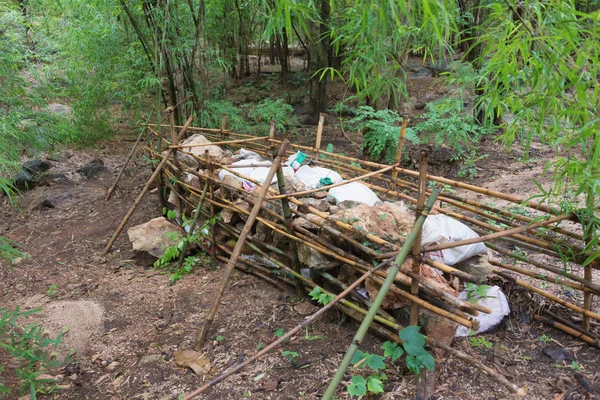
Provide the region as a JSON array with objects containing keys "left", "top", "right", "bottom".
[
  {"left": 77, "top": 158, "right": 109, "bottom": 179},
  {"left": 127, "top": 217, "right": 182, "bottom": 258},
  {"left": 299, "top": 198, "right": 330, "bottom": 213},
  {"left": 332, "top": 201, "right": 414, "bottom": 245},
  {"left": 176, "top": 134, "right": 225, "bottom": 168},
  {"left": 454, "top": 254, "right": 493, "bottom": 278},
  {"left": 297, "top": 243, "right": 340, "bottom": 270}
]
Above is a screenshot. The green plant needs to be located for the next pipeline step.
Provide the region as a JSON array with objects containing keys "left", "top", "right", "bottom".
[
  {"left": 340, "top": 106, "right": 417, "bottom": 164},
  {"left": 274, "top": 328, "right": 285, "bottom": 338},
  {"left": 465, "top": 283, "right": 491, "bottom": 304},
  {"left": 308, "top": 286, "right": 335, "bottom": 306},
  {"left": 570, "top": 361, "right": 582, "bottom": 371},
  {"left": 468, "top": 332, "right": 493, "bottom": 349},
  {"left": 215, "top": 335, "right": 224, "bottom": 342},
  {"left": 281, "top": 351, "right": 299, "bottom": 362},
  {"left": 247, "top": 98, "right": 297, "bottom": 134},
  {"left": 47, "top": 285, "right": 57, "bottom": 298},
  {"left": 0, "top": 307, "right": 67, "bottom": 398},
  {"left": 304, "top": 327, "right": 325, "bottom": 341},
  {"left": 539, "top": 334, "right": 551, "bottom": 343},
  {"left": 449, "top": 148, "right": 488, "bottom": 180}
]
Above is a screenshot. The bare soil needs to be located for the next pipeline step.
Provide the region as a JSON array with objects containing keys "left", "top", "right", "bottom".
[{"left": 1, "top": 69, "right": 599, "bottom": 399}]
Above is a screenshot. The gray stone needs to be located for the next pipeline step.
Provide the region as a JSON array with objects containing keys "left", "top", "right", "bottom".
[
  {"left": 297, "top": 243, "right": 340, "bottom": 270},
  {"left": 299, "top": 198, "right": 330, "bottom": 213},
  {"left": 337, "top": 200, "right": 362, "bottom": 210},
  {"left": 175, "top": 134, "right": 225, "bottom": 168},
  {"left": 454, "top": 254, "right": 493, "bottom": 278},
  {"left": 77, "top": 159, "right": 109, "bottom": 179},
  {"left": 127, "top": 217, "right": 182, "bottom": 258},
  {"left": 140, "top": 354, "right": 162, "bottom": 365}
]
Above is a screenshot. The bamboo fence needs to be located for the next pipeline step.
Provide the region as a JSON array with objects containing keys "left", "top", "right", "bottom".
[{"left": 137, "top": 117, "right": 598, "bottom": 395}]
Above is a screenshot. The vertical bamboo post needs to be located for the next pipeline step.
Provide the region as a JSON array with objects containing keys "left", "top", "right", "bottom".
[
  {"left": 583, "top": 194, "right": 594, "bottom": 331},
  {"left": 275, "top": 165, "right": 304, "bottom": 299},
  {"left": 220, "top": 113, "right": 226, "bottom": 141},
  {"left": 196, "top": 140, "right": 290, "bottom": 349},
  {"left": 207, "top": 151, "right": 217, "bottom": 261},
  {"left": 391, "top": 116, "right": 408, "bottom": 192},
  {"left": 269, "top": 120, "right": 275, "bottom": 140},
  {"left": 322, "top": 190, "right": 440, "bottom": 400},
  {"left": 410, "top": 150, "right": 428, "bottom": 326},
  {"left": 314, "top": 113, "right": 325, "bottom": 161}
]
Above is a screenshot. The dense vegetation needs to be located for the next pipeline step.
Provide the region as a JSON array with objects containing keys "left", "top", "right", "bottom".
[{"left": 1, "top": 0, "right": 600, "bottom": 263}]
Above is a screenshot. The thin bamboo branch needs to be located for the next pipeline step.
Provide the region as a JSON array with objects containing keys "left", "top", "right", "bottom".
[
  {"left": 411, "top": 150, "right": 428, "bottom": 326},
  {"left": 170, "top": 136, "right": 268, "bottom": 148},
  {"left": 533, "top": 315, "right": 600, "bottom": 348}
]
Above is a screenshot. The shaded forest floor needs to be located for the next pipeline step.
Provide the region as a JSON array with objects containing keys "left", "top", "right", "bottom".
[{"left": 1, "top": 69, "right": 600, "bottom": 399}]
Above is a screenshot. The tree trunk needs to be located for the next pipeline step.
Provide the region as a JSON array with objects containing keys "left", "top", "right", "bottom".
[{"left": 307, "top": 0, "right": 330, "bottom": 124}]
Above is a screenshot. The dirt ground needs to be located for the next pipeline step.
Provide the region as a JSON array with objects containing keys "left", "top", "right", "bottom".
[{"left": 2, "top": 68, "right": 600, "bottom": 399}]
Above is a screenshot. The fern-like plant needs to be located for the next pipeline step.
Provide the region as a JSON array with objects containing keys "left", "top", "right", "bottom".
[{"left": 246, "top": 98, "right": 297, "bottom": 135}]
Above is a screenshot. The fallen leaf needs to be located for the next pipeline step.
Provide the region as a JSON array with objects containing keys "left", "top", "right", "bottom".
[
  {"left": 263, "top": 377, "right": 279, "bottom": 391},
  {"left": 174, "top": 350, "right": 211, "bottom": 375}
]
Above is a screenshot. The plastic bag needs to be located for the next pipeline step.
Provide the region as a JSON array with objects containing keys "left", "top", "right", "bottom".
[
  {"left": 294, "top": 165, "right": 342, "bottom": 190},
  {"left": 234, "top": 148, "right": 263, "bottom": 162},
  {"left": 219, "top": 166, "right": 294, "bottom": 185},
  {"left": 328, "top": 181, "right": 380, "bottom": 206},
  {"left": 421, "top": 214, "right": 487, "bottom": 265},
  {"left": 287, "top": 151, "right": 308, "bottom": 171},
  {"left": 455, "top": 285, "right": 510, "bottom": 336}
]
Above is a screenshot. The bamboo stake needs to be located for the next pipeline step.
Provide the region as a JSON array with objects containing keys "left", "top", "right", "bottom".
[
  {"left": 182, "top": 255, "right": 394, "bottom": 400},
  {"left": 314, "top": 113, "right": 325, "bottom": 161},
  {"left": 175, "top": 179, "right": 209, "bottom": 270},
  {"left": 101, "top": 116, "right": 193, "bottom": 256},
  {"left": 220, "top": 113, "right": 226, "bottom": 141},
  {"left": 542, "top": 308, "right": 600, "bottom": 340},
  {"left": 411, "top": 150, "right": 428, "bottom": 326},
  {"left": 269, "top": 120, "right": 275, "bottom": 140},
  {"left": 493, "top": 269, "right": 600, "bottom": 321},
  {"left": 391, "top": 116, "right": 408, "bottom": 192},
  {"left": 422, "top": 258, "right": 485, "bottom": 284},
  {"left": 421, "top": 214, "right": 570, "bottom": 253},
  {"left": 105, "top": 127, "right": 147, "bottom": 201},
  {"left": 195, "top": 140, "right": 289, "bottom": 349},
  {"left": 533, "top": 315, "right": 600, "bottom": 348},
  {"left": 275, "top": 163, "right": 304, "bottom": 299},
  {"left": 322, "top": 190, "right": 440, "bottom": 400}
]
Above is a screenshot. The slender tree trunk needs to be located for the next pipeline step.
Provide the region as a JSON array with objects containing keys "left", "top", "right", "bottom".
[{"left": 307, "top": 0, "right": 330, "bottom": 124}]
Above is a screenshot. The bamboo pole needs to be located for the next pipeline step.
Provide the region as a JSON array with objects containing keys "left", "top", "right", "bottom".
[
  {"left": 269, "top": 120, "right": 275, "bottom": 140},
  {"left": 533, "top": 315, "right": 600, "bottom": 348},
  {"left": 170, "top": 136, "right": 268, "bottom": 148},
  {"left": 314, "top": 113, "right": 325, "bottom": 161},
  {"left": 267, "top": 164, "right": 396, "bottom": 200},
  {"left": 275, "top": 163, "right": 304, "bottom": 299},
  {"left": 493, "top": 269, "right": 600, "bottom": 321},
  {"left": 220, "top": 114, "right": 226, "bottom": 141},
  {"left": 542, "top": 308, "right": 600, "bottom": 340},
  {"left": 391, "top": 116, "right": 408, "bottom": 192},
  {"left": 195, "top": 140, "right": 289, "bottom": 349},
  {"left": 485, "top": 243, "right": 600, "bottom": 294},
  {"left": 411, "top": 150, "right": 428, "bottom": 326},
  {"left": 101, "top": 116, "right": 193, "bottom": 256},
  {"left": 422, "top": 258, "right": 485, "bottom": 284},
  {"left": 181, "top": 255, "right": 394, "bottom": 400},
  {"left": 322, "top": 190, "right": 440, "bottom": 400},
  {"left": 105, "top": 127, "right": 147, "bottom": 201},
  {"left": 421, "top": 214, "right": 570, "bottom": 253}
]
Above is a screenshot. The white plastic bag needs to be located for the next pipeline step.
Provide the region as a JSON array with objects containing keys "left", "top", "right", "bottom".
[
  {"left": 421, "top": 214, "right": 487, "bottom": 265},
  {"left": 287, "top": 151, "right": 308, "bottom": 171},
  {"left": 294, "top": 165, "right": 343, "bottom": 190},
  {"left": 455, "top": 285, "right": 510, "bottom": 336},
  {"left": 219, "top": 166, "right": 294, "bottom": 185},
  {"left": 234, "top": 148, "right": 263, "bottom": 162},
  {"left": 328, "top": 181, "right": 380, "bottom": 206}
]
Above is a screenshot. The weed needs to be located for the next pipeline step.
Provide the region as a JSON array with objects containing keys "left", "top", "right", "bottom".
[
  {"left": 468, "top": 332, "right": 493, "bottom": 349},
  {"left": 215, "top": 335, "right": 224, "bottom": 342},
  {"left": 465, "top": 283, "right": 491, "bottom": 303},
  {"left": 308, "top": 286, "right": 335, "bottom": 306},
  {"left": 47, "top": 284, "right": 57, "bottom": 298},
  {"left": 281, "top": 351, "right": 299, "bottom": 363},
  {"left": 570, "top": 361, "right": 582, "bottom": 371},
  {"left": 539, "top": 334, "right": 551, "bottom": 343},
  {"left": 304, "top": 327, "right": 325, "bottom": 341},
  {"left": 257, "top": 342, "right": 264, "bottom": 351}
]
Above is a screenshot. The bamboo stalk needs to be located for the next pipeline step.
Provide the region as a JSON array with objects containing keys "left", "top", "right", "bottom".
[
  {"left": 181, "top": 255, "right": 394, "bottom": 400},
  {"left": 275, "top": 163, "right": 304, "bottom": 299},
  {"left": 411, "top": 150, "right": 428, "bottom": 326},
  {"left": 105, "top": 127, "right": 147, "bottom": 201},
  {"left": 101, "top": 116, "right": 193, "bottom": 256},
  {"left": 195, "top": 140, "right": 289, "bottom": 349},
  {"left": 493, "top": 269, "right": 600, "bottom": 321},
  {"left": 314, "top": 113, "right": 325, "bottom": 160},
  {"left": 533, "top": 315, "right": 600, "bottom": 348},
  {"left": 269, "top": 120, "right": 275, "bottom": 140},
  {"left": 322, "top": 190, "right": 439, "bottom": 399},
  {"left": 541, "top": 308, "right": 600, "bottom": 340},
  {"left": 422, "top": 258, "right": 486, "bottom": 284}
]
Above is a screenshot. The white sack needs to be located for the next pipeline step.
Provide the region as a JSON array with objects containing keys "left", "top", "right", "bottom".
[
  {"left": 455, "top": 285, "right": 510, "bottom": 336},
  {"left": 230, "top": 160, "right": 273, "bottom": 168},
  {"left": 294, "top": 165, "right": 343, "bottom": 190},
  {"left": 421, "top": 214, "right": 487, "bottom": 265},
  {"left": 219, "top": 166, "right": 294, "bottom": 185},
  {"left": 328, "top": 181, "right": 381, "bottom": 206},
  {"left": 234, "top": 148, "right": 263, "bottom": 162}
]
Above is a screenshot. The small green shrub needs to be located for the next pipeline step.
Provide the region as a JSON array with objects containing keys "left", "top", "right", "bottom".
[
  {"left": 0, "top": 308, "right": 66, "bottom": 398},
  {"left": 247, "top": 98, "right": 297, "bottom": 135},
  {"left": 199, "top": 100, "right": 247, "bottom": 133}
]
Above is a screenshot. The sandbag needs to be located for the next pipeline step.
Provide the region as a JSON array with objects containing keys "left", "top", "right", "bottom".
[
  {"left": 219, "top": 166, "right": 294, "bottom": 185},
  {"left": 421, "top": 214, "right": 487, "bottom": 265},
  {"left": 328, "top": 181, "right": 380, "bottom": 206},
  {"left": 294, "top": 165, "right": 342, "bottom": 190},
  {"left": 455, "top": 285, "right": 510, "bottom": 336}
]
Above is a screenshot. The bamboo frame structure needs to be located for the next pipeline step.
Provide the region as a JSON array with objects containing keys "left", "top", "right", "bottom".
[{"left": 141, "top": 119, "right": 598, "bottom": 397}]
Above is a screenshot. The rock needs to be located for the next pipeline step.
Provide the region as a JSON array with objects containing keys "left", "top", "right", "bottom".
[
  {"left": 47, "top": 103, "right": 73, "bottom": 115},
  {"left": 291, "top": 217, "right": 319, "bottom": 231},
  {"left": 454, "top": 254, "right": 493, "bottom": 278},
  {"left": 222, "top": 199, "right": 250, "bottom": 223},
  {"left": 174, "top": 350, "right": 211, "bottom": 375},
  {"left": 105, "top": 361, "right": 120, "bottom": 371},
  {"left": 329, "top": 206, "right": 340, "bottom": 214},
  {"left": 337, "top": 200, "right": 362, "bottom": 210},
  {"left": 175, "top": 134, "right": 225, "bottom": 167},
  {"left": 222, "top": 175, "right": 243, "bottom": 199},
  {"left": 415, "top": 102, "right": 427, "bottom": 110},
  {"left": 37, "top": 173, "right": 68, "bottom": 186},
  {"left": 420, "top": 309, "right": 458, "bottom": 347},
  {"left": 220, "top": 157, "right": 237, "bottom": 165},
  {"left": 127, "top": 217, "right": 182, "bottom": 258},
  {"left": 77, "top": 159, "right": 109, "bottom": 179},
  {"left": 140, "top": 354, "right": 162, "bottom": 365},
  {"left": 313, "top": 191, "right": 327, "bottom": 199},
  {"left": 297, "top": 243, "right": 340, "bottom": 270},
  {"left": 294, "top": 301, "right": 318, "bottom": 316},
  {"left": 333, "top": 201, "right": 414, "bottom": 244},
  {"left": 299, "top": 198, "right": 330, "bottom": 213},
  {"left": 23, "top": 159, "right": 51, "bottom": 174},
  {"left": 282, "top": 175, "right": 306, "bottom": 194},
  {"left": 13, "top": 159, "right": 52, "bottom": 189}
]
